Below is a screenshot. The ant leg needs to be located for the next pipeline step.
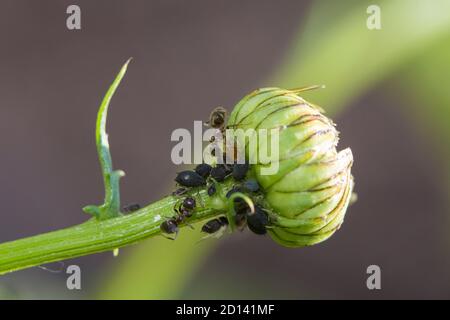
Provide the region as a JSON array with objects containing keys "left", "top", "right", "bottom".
[
  {"left": 161, "top": 228, "right": 179, "bottom": 240},
  {"left": 197, "top": 224, "right": 228, "bottom": 243},
  {"left": 161, "top": 234, "right": 176, "bottom": 241},
  {"left": 195, "top": 190, "right": 205, "bottom": 208},
  {"left": 184, "top": 221, "right": 195, "bottom": 230},
  {"left": 172, "top": 187, "right": 188, "bottom": 197},
  {"left": 173, "top": 202, "right": 183, "bottom": 215}
]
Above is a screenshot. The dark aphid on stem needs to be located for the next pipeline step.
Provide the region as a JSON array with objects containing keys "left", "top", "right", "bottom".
[
  {"left": 232, "top": 163, "right": 249, "bottom": 181},
  {"left": 207, "top": 184, "right": 216, "bottom": 196},
  {"left": 122, "top": 203, "right": 141, "bottom": 213},
  {"left": 242, "top": 179, "right": 260, "bottom": 193},
  {"left": 201, "top": 217, "right": 229, "bottom": 234},
  {"left": 210, "top": 166, "right": 227, "bottom": 182},
  {"left": 195, "top": 163, "right": 212, "bottom": 178},
  {"left": 247, "top": 206, "right": 269, "bottom": 235},
  {"left": 207, "top": 107, "right": 227, "bottom": 129},
  {"left": 175, "top": 170, "right": 206, "bottom": 188},
  {"left": 201, "top": 220, "right": 221, "bottom": 233}
]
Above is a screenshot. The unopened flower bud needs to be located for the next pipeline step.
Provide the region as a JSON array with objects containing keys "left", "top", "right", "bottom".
[{"left": 227, "top": 87, "right": 354, "bottom": 247}]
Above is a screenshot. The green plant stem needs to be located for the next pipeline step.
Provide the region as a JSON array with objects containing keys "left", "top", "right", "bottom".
[
  {"left": 0, "top": 187, "right": 226, "bottom": 276},
  {"left": 0, "top": 60, "right": 233, "bottom": 277}
]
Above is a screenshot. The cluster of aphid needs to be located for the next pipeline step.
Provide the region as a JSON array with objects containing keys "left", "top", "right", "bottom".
[
  {"left": 123, "top": 108, "right": 271, "bottom": 240},
  {"left": 166, "top": 161, "right": 269, "bottom": 238},
  {"left": 158, "top": 107, "right": 270, "bottom": 240}
]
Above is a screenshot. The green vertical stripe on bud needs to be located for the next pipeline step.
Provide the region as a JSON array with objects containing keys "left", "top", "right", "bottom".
[{"left": 227, "top": 87, "right": 354, "bottom": 247}]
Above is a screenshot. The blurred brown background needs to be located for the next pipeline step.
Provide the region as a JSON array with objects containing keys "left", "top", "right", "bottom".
[{"left": 0, "top": 0, "right": 449, "bottom": 299}]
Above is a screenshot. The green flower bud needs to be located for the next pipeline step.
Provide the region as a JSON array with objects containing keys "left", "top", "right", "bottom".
[{"left": 227, "top": 87, "right": 354, "bottom": 247}]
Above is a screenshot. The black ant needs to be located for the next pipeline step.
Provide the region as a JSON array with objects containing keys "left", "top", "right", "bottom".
[
  {"left": 160, "top": 219, "right": 178, "bottom": 236},
  {"left": 160, "top": 197, "right": 196, "bottom": 239}
]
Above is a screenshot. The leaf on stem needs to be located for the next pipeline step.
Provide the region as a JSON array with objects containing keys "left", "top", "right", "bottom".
[{"left": 83, "top": 58, "right": 132, "bottom": 220}]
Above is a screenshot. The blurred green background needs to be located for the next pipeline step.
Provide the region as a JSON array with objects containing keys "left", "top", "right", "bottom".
[{"left": 1, "top": 0, "right": 450, "bottom": 299}]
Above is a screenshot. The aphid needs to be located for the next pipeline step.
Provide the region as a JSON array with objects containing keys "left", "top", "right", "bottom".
[
  {"left": 207, "top": 107, "right": 227, "bottom": 129},
  {"left": 232, "top": 163, "right": 249, "bottom": 181},
  {"left": 210, "top": 166, "right": 227, "bottom": 182},
  {"left": 195, "top": 163, "right": 212, "bottom": 178},
  {"left": 122, "top": 203, "right": 141, "bottom": 213},
  {"left": 242, "top": 179, "right": 260, "bottom": 193},
  {"left": 201, "top": 217, "right": 228, "bottom": 234},
  {"left": 207, "top": 184, "right": 216, "bottom": 196},
  {"left": 172, "top": 187, "right": 188, "bottom": 196},
  {"left": 175, "top": 170, "right": 206, "bottom": 187},
  {"left": 246, "top": 206, "right": 269, "bottom": 235},
  {"left": 160, "top": 219, "right": 179, "bottom": 236}
]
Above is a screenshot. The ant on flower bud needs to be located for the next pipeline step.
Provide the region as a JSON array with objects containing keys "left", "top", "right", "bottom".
[{"left": 206, "top": 107, "right": 227, "bottom": 130}]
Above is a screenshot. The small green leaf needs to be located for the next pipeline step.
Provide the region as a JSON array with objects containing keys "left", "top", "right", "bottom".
[{"left": 83, "top": 58, "right": 132, "bottom": 220}]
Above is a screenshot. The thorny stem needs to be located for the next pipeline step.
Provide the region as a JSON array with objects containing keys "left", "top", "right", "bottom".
[{"left": 0, "top": 186, "right": 231, "bottom": 275}]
